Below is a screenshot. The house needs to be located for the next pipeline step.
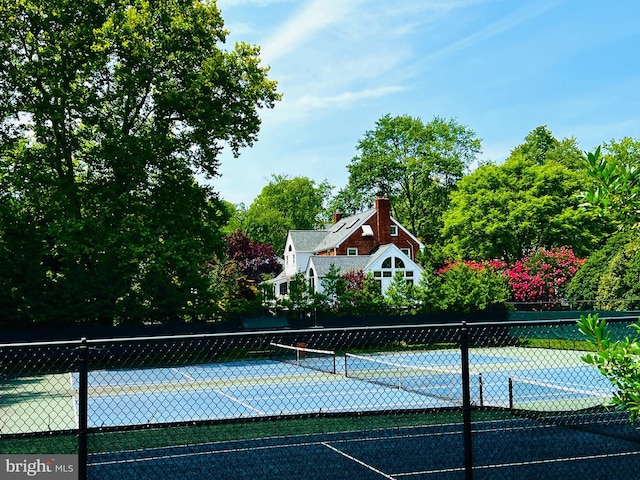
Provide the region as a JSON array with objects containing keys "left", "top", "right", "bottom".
[{"left": 270, "top": 197, "right": 424, "bottom": 298}]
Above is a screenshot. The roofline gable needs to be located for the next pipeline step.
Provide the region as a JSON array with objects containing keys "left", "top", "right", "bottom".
[
  {"left": 313, "top": 209, "right": 376, "bottom": 253},
  {"left": 389, "top": 215, "right": 424, "bottom": 250}
]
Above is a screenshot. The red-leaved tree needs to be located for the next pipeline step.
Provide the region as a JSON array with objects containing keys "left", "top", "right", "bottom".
[{"left": 225, "top": 230, "right": 282, "bottom": 283}]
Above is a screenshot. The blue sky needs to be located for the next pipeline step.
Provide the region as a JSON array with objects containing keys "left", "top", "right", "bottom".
[{"left": 213, "top": 0, "right": 640, "bottom": 206}]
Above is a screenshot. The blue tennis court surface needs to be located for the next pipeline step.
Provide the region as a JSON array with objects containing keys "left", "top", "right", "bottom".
[{"left": 72, "top": 348, "right": 614, "bottom": 428}]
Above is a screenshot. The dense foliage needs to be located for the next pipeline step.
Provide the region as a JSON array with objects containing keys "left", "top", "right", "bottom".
[
  {"left": 225, "top": 230, "right": 282, "bottom": 284},
  {"left": 243, "top": 175, "right": 333, "bottom": 251},
  {"left": 421, "top": 260, "right": 510, "bottom": 313},
  {"left": 505, "top": 247, "right": 584, "bottom": 308},
  {"left": 0, "top": 0, "right": 279, "bottom": 327},
  {"left": 333, "top": 114, "right": 481, "bottom": 245},
  {"left": 442, "top": 128, "right": 613, "bottom": 262},
  {"left": 578, "top": 314, "right": 640, "bottom": 423}
]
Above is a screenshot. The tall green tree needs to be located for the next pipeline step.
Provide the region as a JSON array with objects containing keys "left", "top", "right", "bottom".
[
  {"left": 581, "top": 139, "right": 640, "bottom": 229},
  {"left": 244, "top": 175, "right": 333, "bottom": 251},
  {"left": 0, "top": 0, "right": 280, "bottom": 326},
  {"left": 442, "top": 128, "right": 613, "bottom": 262},
  {"left": 334, "top": 114, "right": 481, "bottom": 244},
  {"left": 571, "top": 138, "right": 640, "bottom": 309}
]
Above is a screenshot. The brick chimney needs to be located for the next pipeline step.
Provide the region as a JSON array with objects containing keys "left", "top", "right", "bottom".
[
  {"left": 375, "top": 196, "right": 391, "bottom": 244},
  {"left": 333, "top": 212, "right": 343, "bottom": 224}
]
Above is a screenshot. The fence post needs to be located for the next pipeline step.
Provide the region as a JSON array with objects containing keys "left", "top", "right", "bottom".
[
  {"left": 78, "top": 338, "right": 88, "bottom": 480},
  {"left": 460, "top": 322, "right": 474, "bottom": 480}
]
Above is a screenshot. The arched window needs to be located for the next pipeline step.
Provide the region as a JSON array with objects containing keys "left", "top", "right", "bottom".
[{"left": 375, "top": 256, "right": 414, "bottom": 283}]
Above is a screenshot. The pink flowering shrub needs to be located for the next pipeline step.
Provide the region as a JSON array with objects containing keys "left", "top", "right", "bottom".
[{"left": 504, "top": 247, "right": 585, "bottom": 308}]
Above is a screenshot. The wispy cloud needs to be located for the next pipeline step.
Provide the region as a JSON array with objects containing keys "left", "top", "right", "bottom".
[
  {"left": 420, "top": 0, "right": 564, "bottom": 64},
  {"left": 298, "top": 86, "right": 407, "bottom": 109},
  {"left": 260, "top": 0, "right": 365, "bottom": 63}
]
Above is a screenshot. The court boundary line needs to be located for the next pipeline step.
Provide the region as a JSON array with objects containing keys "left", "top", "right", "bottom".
[
  {"left": 321, "top": 442, "right": 396, "bottom": 479},
  {"left": 86, "top": 416, "right": 634, "bottom": 461},
  {"left": 87, "top": 420, "right": 640, "bottom": 478},
  {"left": 394, "top": 449, "right": 640, "bottom": 477},
  {"left": 172, "top": 367, "right": 267, "bottom": 416}
]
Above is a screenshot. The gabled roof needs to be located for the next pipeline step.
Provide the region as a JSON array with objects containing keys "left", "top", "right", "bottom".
[
  {"left": 288, "top": 230, "right": 329, "bottom": 252},
  {"left": 306, "top": 245, "right": 423, "bottom": 279},
  {"left": 366, "top": 244, "right": 423, "bottom": 271},
  {"left": 307, "top": 255, "right": 371, "bottom": 278},
  {"left": 313, "top": 208, "right": 376, "bottom": 252}
]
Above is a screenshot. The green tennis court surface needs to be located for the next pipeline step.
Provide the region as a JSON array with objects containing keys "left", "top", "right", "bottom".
[{"left": 87, "top": 415, "right": 640, "bottom": 480}]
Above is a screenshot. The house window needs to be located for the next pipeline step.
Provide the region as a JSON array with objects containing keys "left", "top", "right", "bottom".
[
  {"left": 308, "top": 268, "right": 315, "bottom": 292},
  {"left": 347, "top": 247, "right": 358, "bottom": 256},
  {"left": 390, "top": 225, "right": 398, "bottom": 236},
  {"left": 279, "top": 282, "right": 288, "bottom": 296},
  {"left": 361, "top": 225, "right": 374, "bottom": 236},
  {"left": 373, "top": 271, "right": 381, "bottom": 278},
  {"left": 400, "top": 248, "right": 410, "bottom": 257},
  {"left": 379, "top": 255, "right": 410, "bottom": 282}
]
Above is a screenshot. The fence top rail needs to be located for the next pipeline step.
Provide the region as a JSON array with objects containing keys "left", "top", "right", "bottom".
[
  {"left": 0, "top": 338, "right": 86, "bottom": 349},
  {"left": 0, "top": 314, "right": 637, "bottom": 349}
]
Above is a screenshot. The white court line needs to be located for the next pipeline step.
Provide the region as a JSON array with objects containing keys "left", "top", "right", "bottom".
[
  {"left": 322, "top": 442, "right": 396, "bottom": 479},
  {"left": 171, "top": 367, "right": 265, "bottom": 415},
  {"left": 90, "top": 438, "right": 331, "bottom": 465},
  {"left": 88, "top": 419, "right": 638, "bottom": 475},
  {"left": 511, "top": 376, "right": 611, "bottom": 398},
  {"left": 89, "top": 426, "right": 466, "bottom": 467},
  {"left": 394, "top": 450, "right": 640, "bottom": 477}
]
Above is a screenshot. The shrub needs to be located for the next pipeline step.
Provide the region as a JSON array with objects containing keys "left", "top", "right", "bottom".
[{"left": 505, "top": 247, "right": 584, "bottom": 308}]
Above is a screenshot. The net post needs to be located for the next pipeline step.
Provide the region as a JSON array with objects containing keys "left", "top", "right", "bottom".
[
  {"left": 460, "top": 322, "right": 474, "bottom": 480},
  {"left": 77, "top": 337, "right": 89, "bottom": 480},
  {"left": 509, "top": 377, "right": 514, "bottom": 410},
  {"left": 344, "top": 354, "right": 349, "bottom": 377}
]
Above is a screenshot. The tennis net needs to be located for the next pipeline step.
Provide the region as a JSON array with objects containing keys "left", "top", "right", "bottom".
[
  {"left": 269, "top": 342, "right": 337, "bottom": 375},
  {"left": 345, "top": 353, "right": 482, "bottom": 405}
]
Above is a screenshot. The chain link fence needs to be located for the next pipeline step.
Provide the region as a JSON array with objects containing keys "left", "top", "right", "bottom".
[{"left": 1, "top": 317, "right": 639, "bottom": 479}]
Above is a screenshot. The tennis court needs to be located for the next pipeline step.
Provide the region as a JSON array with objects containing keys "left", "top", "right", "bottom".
[
  {"left": 66, "top": 345, "right": 614, "bottom": 429},
  {"left": 2, "top": 319, "right": 639, "bottom": 479},
  {"left": 87, "top": 415, "right": 640, "bottom": 480}
]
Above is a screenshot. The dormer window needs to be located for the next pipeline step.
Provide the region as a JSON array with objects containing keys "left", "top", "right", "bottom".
[
  {"left": 361, "top": 225, "right": 374, "bottom": 236},
  {"left": 347, "top": 248, "right": 358, "bottom": 256},
  {"left": 390, "top": 225, "right": 398, "bottom": 236}
]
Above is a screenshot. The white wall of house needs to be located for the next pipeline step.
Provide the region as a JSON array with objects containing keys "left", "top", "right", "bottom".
[
  {"left": 283, "top": 239, "right": 313, "bottom": 276},
  {"left": 367, "top": 245, "right": 423, "bottom": 294},
  {"left": 306, "top": 245, "right": 422, "bottom": 297}
]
